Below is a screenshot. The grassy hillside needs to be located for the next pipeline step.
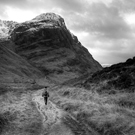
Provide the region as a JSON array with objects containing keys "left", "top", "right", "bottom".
[{"left": 82, "top": 57, "right": 135, "bottom": 93}]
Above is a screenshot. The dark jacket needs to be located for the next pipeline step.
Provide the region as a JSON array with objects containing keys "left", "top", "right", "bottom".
[{"left": 42, "top": 91, "right": 49, "bottom": 98}]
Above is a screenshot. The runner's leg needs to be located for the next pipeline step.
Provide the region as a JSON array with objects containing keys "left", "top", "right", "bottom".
[
  {"left": 45, "top": 97, "right": 47, "bottom": 105},
  {"left": 44, "top": 97, "right": 46, "bottom": 105}
]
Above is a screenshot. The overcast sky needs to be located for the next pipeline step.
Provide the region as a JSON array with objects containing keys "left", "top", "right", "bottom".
[{"left": 0, "top": 0, "right": 135, "bottom": 65}]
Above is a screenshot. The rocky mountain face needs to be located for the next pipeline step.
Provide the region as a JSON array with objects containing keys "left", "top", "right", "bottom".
[
  {"left": 0, "top": 13, "right": 102, "bottom": 84},
  {"left": 82, "top": 57, "right": 135, "bottom": 93}
]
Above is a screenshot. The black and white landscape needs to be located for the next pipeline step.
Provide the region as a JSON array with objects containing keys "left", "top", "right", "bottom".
[{"left": 0, "top": 0, "right": 135, "bottom": 135}]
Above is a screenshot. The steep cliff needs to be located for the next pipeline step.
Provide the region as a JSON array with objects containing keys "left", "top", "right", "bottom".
[{"left": 10, "top": 13, "right": 102, "bottom": 83}]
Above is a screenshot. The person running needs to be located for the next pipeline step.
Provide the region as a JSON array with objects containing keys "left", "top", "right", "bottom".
[{"left": 42, "top": 86, "right": 49, "bottom": 105}]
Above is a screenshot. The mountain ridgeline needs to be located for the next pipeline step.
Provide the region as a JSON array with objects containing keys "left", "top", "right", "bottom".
[{"left": 0, "top": 13, "right": 102, "bottom": 84}]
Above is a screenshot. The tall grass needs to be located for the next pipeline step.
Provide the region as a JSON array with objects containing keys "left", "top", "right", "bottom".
[
  {"left": 0, "top": 113, "right": 9, "bottom": 134},
  {"left": 0, "top": 89, "right": 43, "bottom": 135},
  {"left": 51, "top": 86, "right": 135, "bottom": 135}
]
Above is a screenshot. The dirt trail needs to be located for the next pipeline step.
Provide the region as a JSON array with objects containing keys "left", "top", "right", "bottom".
[
  {"left": 32, "top": 89, "right": 99, "bottom": 135},
  {"left": 32, "top": 89, "right": 74, "bottom": 135}
]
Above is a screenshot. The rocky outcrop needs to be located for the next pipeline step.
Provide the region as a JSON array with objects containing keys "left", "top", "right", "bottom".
[{"left": 10, "top": 13, "right": 102, "bottom": 83}]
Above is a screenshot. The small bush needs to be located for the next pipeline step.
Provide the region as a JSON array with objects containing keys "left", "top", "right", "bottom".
[
  {"left": 0, "top": 114, "right": 8, "bottom": 133},
  {"left": 63, "top": 91, "right": 70, "bottom": 96},
  {"left": 0, "top": 86, "right": 9, "bottom": 95},
  {"left": 108, "top": 73, "right": 133, "bottom": 89}
]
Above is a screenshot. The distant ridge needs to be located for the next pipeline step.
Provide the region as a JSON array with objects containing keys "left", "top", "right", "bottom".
[{"left": 82, "top": 57, "right": 135, "bottom": 91}]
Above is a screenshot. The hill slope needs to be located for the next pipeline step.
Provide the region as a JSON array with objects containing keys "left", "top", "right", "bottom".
[
  {"left": 0, "top": 39, "right": 43, "bottom": 90},
  {"left": 81, "top": 57, "right": 135, "bottom": 93}
]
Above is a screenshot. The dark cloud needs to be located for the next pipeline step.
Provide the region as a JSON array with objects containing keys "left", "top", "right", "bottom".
[
  {"left": 112, "top": 0, "right": 135, "bottom": 13},
  {"left": 66, "top": 2, "right": 132, "bottom": 40},
  {"left": 0, "top": 0, "right": 29, "bottom": 8},
  {"left": 0, "top": 0, "right": 85, "bottom": 13},
  {"left": 0, "top": 0, "right": 26, "bottom": 5},
  {"left": 52, "top": 0, "right": 86, "bottom": 12}
]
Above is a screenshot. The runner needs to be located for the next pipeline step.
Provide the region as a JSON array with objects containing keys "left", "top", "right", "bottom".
[{"left": 42, "top": 86, "right": 49, "bottom": 105}]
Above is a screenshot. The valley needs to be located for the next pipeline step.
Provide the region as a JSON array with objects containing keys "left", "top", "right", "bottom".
[{"left": 0, "top": 13, "right": 135, "bottom": 135}]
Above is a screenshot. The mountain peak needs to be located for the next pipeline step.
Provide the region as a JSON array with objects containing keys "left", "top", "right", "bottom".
[
  {"left": 32, "top": 13, "right": 65, "bottom": 27},
  {"left": 33, "top": 13, "right": 62, "bottom": 20},
  {"left": 9, "top": 13, "right": 102, "bottom": 83}
]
